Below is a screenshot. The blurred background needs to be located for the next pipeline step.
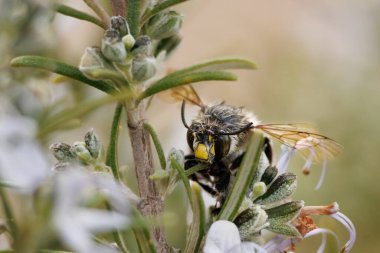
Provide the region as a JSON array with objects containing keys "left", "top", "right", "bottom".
[{"left": 1, "top": 0, "right": 380, "bottom": 252}]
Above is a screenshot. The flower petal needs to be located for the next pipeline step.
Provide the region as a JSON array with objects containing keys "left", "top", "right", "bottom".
[
  {"left": 330, "top": 212, "right": 356, "bottom": 253},
  {"left": 263, "top": 235, "right": 294, "bottom": 253},
  {"left": 276, "top": 146, "right": 296, "bottom": 174},
  {"left": 304, "top": 228, "right": 340, "bottom": 253},
  {"left": 0, "top": 115, "right": 49, "bottom": 193},
  {"left": 204, "top": 220, "right": 241, "bottom": 253}
]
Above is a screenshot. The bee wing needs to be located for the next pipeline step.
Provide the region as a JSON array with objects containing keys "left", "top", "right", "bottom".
[
  {"left": 157, "top": 84, "right": 204, "bottom": 107},
  {"left": 255, "top": 124, "right": 343, "bottom": 163}
]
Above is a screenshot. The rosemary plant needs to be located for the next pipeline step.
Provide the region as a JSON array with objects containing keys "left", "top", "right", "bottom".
[{"left": 0, "top": 1, "right": 356, "bottom": 253}]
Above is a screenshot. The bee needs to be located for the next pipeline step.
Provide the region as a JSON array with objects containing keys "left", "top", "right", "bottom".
[{"left": 162, "top": 85, "right": 343, "bottom": 210}]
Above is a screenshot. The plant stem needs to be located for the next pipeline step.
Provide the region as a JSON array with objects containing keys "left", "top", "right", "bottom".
[
  {"left": 110, "top": 0, "right": 127, "bottom": 17},
  {"left": 125, "top": 102, "right": 169, "bottom": 252},
  {"left": 83, "top": 0, "right": 110, "bottom": 26}
]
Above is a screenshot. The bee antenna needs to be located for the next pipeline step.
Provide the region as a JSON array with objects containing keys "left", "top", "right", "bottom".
[
  {"left": 181, "top": 100, "right": 190, "bottom": 129},
  {"left": 220, "top": 122, "right": 253, "bottom": 135}
]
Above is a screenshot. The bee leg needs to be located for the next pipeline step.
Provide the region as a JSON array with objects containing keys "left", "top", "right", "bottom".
[{"left": 184, "top": 155, "right": 219, "bottom": 196}]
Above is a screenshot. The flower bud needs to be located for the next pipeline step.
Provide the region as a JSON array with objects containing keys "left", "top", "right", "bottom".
[
  {"left": 101, "top": 29, "right": 127, "bottom": 63},
  {"left": 131, "top": 56, "right": 157, "bottom": 82},
  {"left": 122, "top": 34, "right": 135, "bottom": 50},
  {"left": 79, "top": 47, "right": 119, "bottom": 80},
  {"left": 160, "top": 148, "right": 185, "bottom": 196},
  {"left": 234, "top": 205, "right": 268, "bottom": 240},
  {"left": 70, "top": 142, "right": 93, "bottom": 164},
  {"left": 146, "top": 11, "right": 183, "bottom": 40},
  {"left": 131, "top": 36, "right": 152, "bottom": 56},
  {"left": 50, "top": 143, "right": 75, "bottom": 162},
  {"left": 261, "top": 166, "right": 278, "bottom": 185},
  {"left": 110, "top": 16, "right": 130, "bottom": 36},
  {"left": 251, "top": 182, "right": 267, "bottom": 199},
  {"left": 155, "top": 34, "right": 182, "bottom": 57},
  {"left": 84, "top": 129, "right": 101, "bottom": 159},
  {"left": 255, "top": 173, "right": 297, "bottom": 205}
]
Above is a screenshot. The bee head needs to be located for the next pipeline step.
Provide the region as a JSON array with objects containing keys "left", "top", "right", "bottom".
[
  {"left": 181, "top": 100, "right": 252, "bottom": 163},
  {"left": 186, "top": 127, "right": 231, "bottom": 163}
]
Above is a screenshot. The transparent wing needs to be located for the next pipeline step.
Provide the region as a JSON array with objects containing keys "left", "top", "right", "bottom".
[
  {"left": 255, "top": 124, "right": 343, "bottom": 163},
  {"left": 157, "top": 84, "right": 204, "bottom": 107}
]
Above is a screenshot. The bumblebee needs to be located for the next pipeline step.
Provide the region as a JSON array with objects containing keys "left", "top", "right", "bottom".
[{"left": 164, "top": 85, "right": 342, "bottom": 210}]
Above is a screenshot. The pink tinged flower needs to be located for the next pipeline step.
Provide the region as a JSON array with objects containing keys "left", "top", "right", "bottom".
[
  {"left": 0, "top": 115, "right": 50, "bottom": 193},
  {"left": 204, "top": 220, "right": 266, "bottom": 253},
  {"left": 52, "top": 169, "right": 131, "bottom": 253},
  {"left": 263, "top": 235, "right": 296, "bottom": 253},
  {"left": 297, "top": 202, "right": 356, "bottom": 253},
  {"left": 304, "top": 228, "right": 340, "bottom": 253},
  {"left": 293, "top": 136, "right": 330, "bottom": 190},
  {"left": 330, "top": 212, "right": 356, "bottom": 253},
  {"left": 276, "top": 145, "right": 296, "bottom": 174}
]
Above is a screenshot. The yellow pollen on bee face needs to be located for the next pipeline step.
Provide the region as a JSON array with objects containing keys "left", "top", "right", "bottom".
[{"left": 194, "top": 144, "right": 208, "bottom": 160}]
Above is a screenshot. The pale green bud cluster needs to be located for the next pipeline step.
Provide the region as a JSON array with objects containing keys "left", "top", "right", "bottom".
[
  {"left": 220, "top": 154, "right": 303, "bottom": 242},
  {"left": 50, "top": 129, "right": 106, "bottom": 171},
  {"left": 78, "top": 10, "right": 184, "bottom": 84},
  {"left": 145, "top": 11, "right": 183, "bottom": 40}
]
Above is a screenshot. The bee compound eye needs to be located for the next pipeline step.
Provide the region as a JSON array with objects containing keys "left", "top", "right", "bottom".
[
  {"left": 186, "top": 130, "right": 195, "bottom": 151},
  {"left": 214, "top": 135, "right": 231, "bottom": 160},
  {"left": 221, "top": 135, "right": 231, "bottom": 155}
]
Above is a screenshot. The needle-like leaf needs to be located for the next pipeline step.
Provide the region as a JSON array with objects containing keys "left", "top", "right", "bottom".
[
  {"left": 106, "top": 103, "right": 123, "bottom": 180},
  {"left": 184, "top": 183, "right": 206, "bottom": 253},
  {"left": 217, "top": 132, "right": 265, "bottom": 221},
  {"left": 10, "top": 56, "right": 117, "bottom": 94},
  {"left": 55, "top": 4, "right": 106, "bottom": 29},
  {"left": 138, "top": 71, "right": 237, "bottom": 101}
]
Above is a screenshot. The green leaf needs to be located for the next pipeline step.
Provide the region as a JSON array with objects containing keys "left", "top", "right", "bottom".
[
  {"left": 185, "top": 164, "right": 207, "bottom": 177},
  {"left": 106, "top": 103, "right": 123, "bottom": 180},
  {"left": 141, "top": 0, "right": 189, "bottom": 25},
  {"left": 10, "top": 56, "right": 117, "bottom": 94},
  {"left": 184, "top": 183, "right": 206, "bottom": 253},
  {"left": 139, "top": 71, "right": 237, "bottom": 101},
  {"left": 38, "top": 91, "right": 132, "bottom": 138},
  {"left": 0, "top": 188, "right": 17, "bottom": 238},
  {"left": 131, "top": 208, "right": 157, "bottom": 253},
  {"left": 170, "top": 157, "right": 193, "bottom": 207},
  {"left": 55, "top": 4, "right": 106, "bottom": 29},
  {"left": 144, "top": 123, "right": 167, "bottom": 170},
  {"left": 127, "top": 0, "right": 140, "bottom": 37},
  {"left": 255, "top": 173, "right": 297, "bottom": 205},
  {"left": 266, "top": 200, "right": 304, "bottom": 224},
  {"left": 267, "top": 223, "right": 301, "bottom": 238},
  {"left": 217, "top": 132, "right": 265, "bottom": 221},
  {"left": 167, "top": 58, "right": 257, "bottom": 79},
  {"left": 112, "top": 230, "right": 129, "bottom": 253}
]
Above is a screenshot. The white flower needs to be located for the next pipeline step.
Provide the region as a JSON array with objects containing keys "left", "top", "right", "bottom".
[
  {"left": 263, "top": 235, "right": 295, "bottom": 253},
  {"left": 204, "top": 220, "right": 266, "bottom": 253},
  {"left": 0, "top": 114, "right": 50, "bottom": 193},
  {"left": 52, "top": 169, "right": 131, "bottom": 253}
]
